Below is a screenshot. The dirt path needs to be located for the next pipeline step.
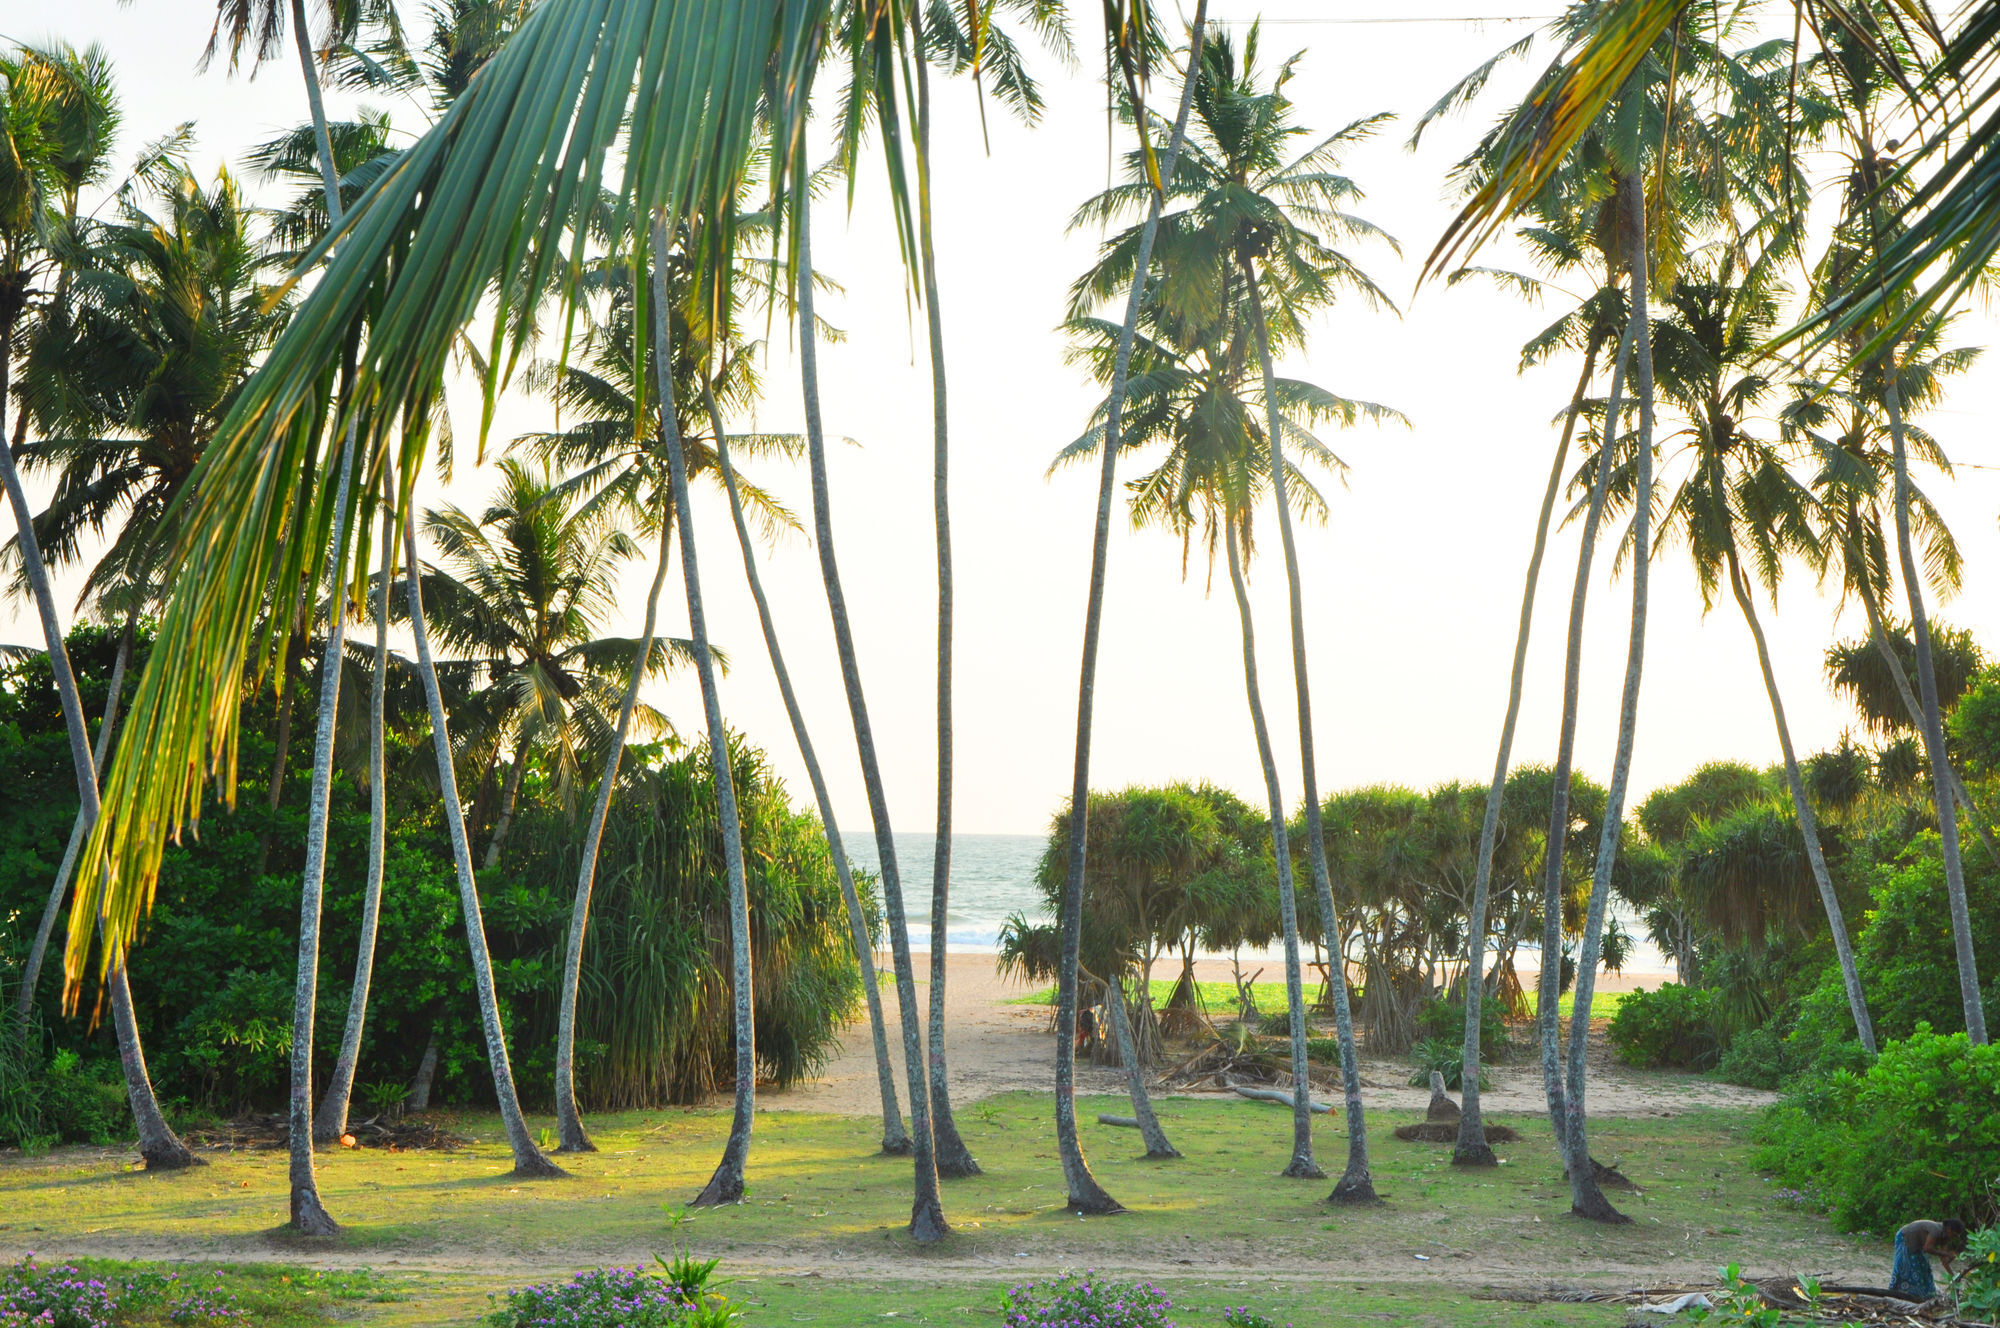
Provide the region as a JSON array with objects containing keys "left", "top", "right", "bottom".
[{"left": 765, "top": 954, "right": 1778, "bottom": 1119}]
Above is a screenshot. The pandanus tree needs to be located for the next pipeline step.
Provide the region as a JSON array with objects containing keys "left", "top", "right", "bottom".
[
  {"left": 1067, "top": 22, "right": 1397, "bottom": 1198},
  {"left": 0, "top": 41, "right": 197, "bottom": 1171}
]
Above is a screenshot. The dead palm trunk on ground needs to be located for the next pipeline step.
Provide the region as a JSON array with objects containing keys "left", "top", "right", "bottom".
[
  {"left": 287, "top": 419, "right": 358, "bottom": 1235},
  {"left": 1106, "top": 971, "right": 1178, "bottom": 1158},
  {"left": 553, "top": 512, "right": 676, "bottom": 1154},
  {"left": 1536, "top": 309, "right": 1634, "bottom": 1150},
  {"left": 1560, "top": 175, "right": 1655, "bottom": 1226},
  {"left": 1241, "top": 266, "right": 1367, "bottom": 1198},
  {"left": 795, "top": 185, "right": 947, "bottom": 1241},
  {"left": 703, "top": 382, "right": 909, "bottom": 1156},
  {"left": 0, "top": 408, "right": 194, "bottom": 1171},
  {"left": 1455, "top": 336, "right": 1602, "bottom": 1168},
  {"left": 315, "top": 505, "right": 395, "bottom": 1143},
  {"left": 1885, "top": 381, "right": 1987, "bottom": 1044},
  {"left": 402, "top": 514, "right": 565, "bottom": 1179},
  {"left": 1726, "top": 551, "right": 1875, "bottom": 1053},
  {"left": 1223, "top": 521, "right": 1320, "bottom": 1181},
  {"left": 908, "top": 21, "right": 979, "bottom": 1181},
  {"left": 649, "top": 225, "right": 756, "bottom": 1208},
  {"left": 1051, "top": 0, "right": 1208, "bottom": 1215},
  {"left": 20, "top": 608, "right": 135, "bottom": 1017}
]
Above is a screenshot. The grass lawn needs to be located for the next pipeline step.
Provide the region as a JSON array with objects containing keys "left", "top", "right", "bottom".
[{"left": 0, "top": 1093, "right": 1869, "bottom": 1326}]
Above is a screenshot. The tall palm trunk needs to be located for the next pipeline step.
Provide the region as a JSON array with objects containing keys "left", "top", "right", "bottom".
[
  {"left": 1455, "top": 335, "right": 1602, "bottom": 1167},
  {"left": 647, "top": 226, "right": 756, "bottom": 1207},
  {"left": 287, "top": 419, "right": 359, "bottom": 1236},
  {"left": 909, "top": 18, "right": 979, "bottom": 1184},
  {"left": 1537, "top": 308, "right": 1635, "bottom": 1150},
  {"left": 1885, "top": 382, "right": 1987, "bottom": 1044},
  {"left": 553, "top": 512, "right": 675, "bottom": 1153},
  {"left": 703, "top": 382, "right": 909, "bottom": 1156},
  {"left": 1726, "top": 551, "right": 1876, "bottom": 1052},
  {"left": 1051, "top": 0, "right": 1207, "bottom": 1215},
  {"left": 1106, "top": 971, "right": 1178, "bottom": 1159},
  {"left": 1240, "top": 267, "right": 1366, "bottom": 1198},
  {"left": 483, "top": 749, "right": 529, "bottom": 868},
  {"left": 0, "top": 395, "right": 194, "bottom": 1171},
  {"left": 1561, "top": 175, "right": 1656, "bottom": 1226},
  {"left": 315, "top": 502, "right": 394, "bottom": 1143},
  {"left": 21, "top": 608, "right": 135, "bottom": 1017},
  {"left": 1858, "top": 590, "right": 2000, "bottom": 868},
  {"left": 795, "top": 186, "right": 947, "bottom": 1242},
  {"left": 402, "top": 514, "right": 565, "bottom": 1179},
  {"left": 1223, "top": 521, "right": 1321, "bottom": 1180}
]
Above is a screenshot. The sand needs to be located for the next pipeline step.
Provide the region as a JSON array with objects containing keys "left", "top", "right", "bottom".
[{"left": 760, "top": 953, "right": 1779, "bottom": 1119}]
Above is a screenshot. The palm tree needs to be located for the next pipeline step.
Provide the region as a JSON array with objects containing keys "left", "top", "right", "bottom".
[
  {"left": 1637, "top": 251, "right": 1876, "bottom": 1051},
  {"left": 1092, "top": 27, "right": 1396, "bottom": 1196},
  {"left": 0, "top": 40, "right": 197, "bottom": 1173},
  {"left": 793, "top": 180, "right": 946, "bottom": 1241},
  {"left": 1045, "top": 0, "right": 1208, "bottom": 1215},
  {"left": 638, "top": 213, "right": 757, "bottom": 1207}
]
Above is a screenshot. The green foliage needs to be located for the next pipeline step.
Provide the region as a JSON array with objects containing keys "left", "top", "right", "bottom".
[
  {"left": 1405, "top": 1037, "right": 1489, "bottom": 1092},
  {"left": 487, "top": 1267, "right": 730, "bottom": 1328},
  {"left": 1414, "top": 995, "right": 1512, "bottom": 1062},
  {"left": 1685, "top": 1264, "right": 1785, "bottom": 1328},
  {"left": 1955, "top": 671, "right": 2000, "bottom": 774},
  {"left": 36, "top": 1049, "right": 131, "bottom": 1145},
  {"left": 1755, "top": 1027, "right": 2000, "bottom": 1233},
  {"left": 1607, "top": 984, "right": 1720, "bottom": 1069},
  {"left": 1960, "top": 1226, "right": 2000, "bottom": 1318}
]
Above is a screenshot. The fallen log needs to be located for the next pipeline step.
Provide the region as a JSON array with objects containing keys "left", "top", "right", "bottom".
[
  {"left": 1227, "top": 1081, "right": 1331, "bottom": 1113},
  {"left": 1097, "top": 1114, "right": 1140, "bottom": 1128}
]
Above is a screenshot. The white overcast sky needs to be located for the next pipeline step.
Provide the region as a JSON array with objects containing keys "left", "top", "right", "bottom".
[{"left": 5, "top": 0, "right": 1999, "bottom": 837}]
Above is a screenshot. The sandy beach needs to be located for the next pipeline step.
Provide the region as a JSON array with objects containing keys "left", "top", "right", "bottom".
[{"left": 761, "top": 952, "right": 1778, "bottom": 1119}]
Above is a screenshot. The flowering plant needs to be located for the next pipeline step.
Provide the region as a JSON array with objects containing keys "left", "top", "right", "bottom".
[
  {"left": 488, "top": 1266, "right": 738, "bottom": 1328},
  {"left": 0, "top": 1256, "right": 245, "bottom": 1328},
  {"left": 998, "top": 1271, "right": 1176, "bottom": 1328}
]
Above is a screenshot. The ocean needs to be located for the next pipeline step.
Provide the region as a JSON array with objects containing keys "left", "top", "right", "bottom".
[{"left": 838, "top": 831, "right": 1672, "bottom": 974}]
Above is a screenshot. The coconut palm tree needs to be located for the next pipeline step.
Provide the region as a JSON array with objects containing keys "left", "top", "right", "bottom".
[
  {"left": 0, "top": 40, "right": 197, "bottom": 1173},
  {"left": 1045, "top": 0, "right": 1207, "bottom": 1214},
  {"left": 1634, "top": 249, "right": 1877, "bottom": 1051},
  {"left": 1076, "top": 26, "right": 1399, "bottom": 1196}
]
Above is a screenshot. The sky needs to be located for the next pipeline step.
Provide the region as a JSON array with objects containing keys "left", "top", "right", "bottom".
[{"left": 5, "top": 0, "right": 2000, "bottom": 839}]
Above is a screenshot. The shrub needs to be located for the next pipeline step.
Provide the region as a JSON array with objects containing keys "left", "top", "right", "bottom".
[
  {"left": 1405, "top": 1037, "right": 1489, "bottom": 1092},
  {"left": 1754, "top": 1026, "right": 2000, "bottom": 1233},
  {"left": 1961, "top": 1225, "right": 2000, "bottom": 1319},
  {"left": 1414, "top": 995, "right": 1511, "bottom": 1063},
  {"left": 41, "top": 1052, "right": 134, "bottom": 1146},
  {"left": 998, "top": 1272, "right": 1176, "bottom": 1328},
  {"left": 488, "top": 1267, "right": 736, "bottom": 1328},
  {"left": 1606, "top": 984, "right": 1719, "bottom": 1069}
]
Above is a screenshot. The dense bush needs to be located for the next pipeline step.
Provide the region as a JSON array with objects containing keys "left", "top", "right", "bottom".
[
  {"left": 1754, "top": 1027, "right": 2000, "bottom": 1233},
  {"left": 999, "top": 1273, "right": 1176, "bottom": 1328},
  {"left": 1404, "top": 1037, "right": 1489, "bottom": 1092},
  {"left": 1414, "top": 995, "right": 1512, "bottom": 1062},
  {"left": 1606, "top": 984, "right": 1720, "bottom": 1069},
  {"left": 1961, "top": 1226, "right": 2000, "bottom": 1319}
]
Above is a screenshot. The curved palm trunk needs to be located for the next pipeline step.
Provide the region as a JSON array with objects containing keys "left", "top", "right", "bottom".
[
  {"left": 795, "top": 187, "right": 947, "bottom": 1241},
  {"left": 645, "top": 227, "right": 756, "bottom": 1208},
  {"left": 20, "top": 609, "right": 134, "bottom": 1018},
  {"left": 1726, "top": 553, "right": 1876, "bottom": 1052},
  {"left": 1860, "top": 592, "right": 2000, "bottom": 869},
  {"left": 908, "top": 25, "right": 979, "bottom": 1183},
  {"left": 703, "top": 383, "right": 909, "bottom": 1156},
  {"left": 0, "top": 404, "right": 194, "bottom": 1171},
  {"left": 482, "top": 748, "right": 528, "bottom": 868},
  {"left": 1106, "top": 970, "right": 1178, "bottom": 1158},
  {"left": 1455, "top": 337, "right": 1602, "bottom": 1167},
  {"left": 402, "top": 514, "right": 565, "bottom": 1179},
  {"left": 1536, "top": 311, "right": 1635, "bottom": 1153},
  {"left": 1224, "top": 523, "right": 1321, "bottom": 1180},
  {"left": 1051, "top": 0, "right": 1208, "bottom": 1216},
  {"left": 1884, "top": 382, "right": 1987, "bottom": 1044},
  {"left": 315, "top": 503, "right": 395, "bottom": 1143},
  {"left": 1240, "top": 269, "right": 1363, "bottom": 1198},
  {"left": 1561, "top": 176, "right": 1656, "bottom": 1226},
  {"left": 287, "top": 420, "right": 359, "bottom": 1235},
  {"left": 553, "top": 514, "right": 675, "bottom": 1154}
]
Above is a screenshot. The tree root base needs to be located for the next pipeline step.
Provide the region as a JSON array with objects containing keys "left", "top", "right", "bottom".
[
  {"left": 554, "top": 1136, "right": 598, "bottom": 1155},
  {"left": 142, "top": 1142, "right": 202, "bottom": 1171},
  {"left": 880, "top": 1136, "right": 914, "bottom": 1156},
  {"left": 1450, "top": 1141, "right": 1499, "bottom": 1168},
  {"left": 511, "top": 1151, "right": 569, "bottom": 1180},
  {"left": 691, "top": 1169, "right": 745, "bottom": 1207},
  {"left": 1144, "top": 1147, "right": 1182, "bottom": 1161},
  {"left": 1282, "top": 1158, "right": 1327, "bottom": 1180},
  {"left": 909, "top": 1199, "right": 950, "bottom": 1244},
  {"left": 936, "top": 1157, "right": 983, "bottom": 1179},
  {"left": 1328, "top": 1172, "right": 1380, "bottom": 1205},
  {"left": 289, "top": 1188, "right": 340, "bottom": 1237},
  {"left": 1570, "top": 1198, "right": 1633, "bottom": 1225}
]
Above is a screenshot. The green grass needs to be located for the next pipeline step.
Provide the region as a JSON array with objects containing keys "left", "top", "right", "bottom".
[
  {"left": 1522, "top": 990, "right": 1632, "bottom": 1020},
  {"left": 0, "top": 1092, "right": 1870, "bottom": 1328}
]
